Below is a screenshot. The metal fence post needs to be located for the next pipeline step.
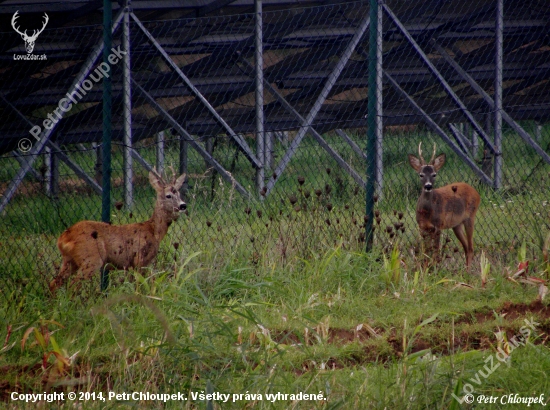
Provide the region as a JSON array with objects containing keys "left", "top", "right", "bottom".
[
  {"left": 374, "top": 0, "right": 383, "bottom": 196},
  {"left": 255, "top": 0, "right": 265, "bottom": 196},
  {"left": 101, "top": 0, "right": 113, "bottom": 292},
  {"left": 366, "top": 0, "right": 379, "bottom": 251},
  {"left": 123, "top": 0, "right": 133, "bottom": 209},
  {"left": 494, "top": 0, "right": 503, "bottom": 189}
]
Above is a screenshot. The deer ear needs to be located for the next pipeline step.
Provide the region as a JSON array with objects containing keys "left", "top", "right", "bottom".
[
  {"left": 148, "top": 170, "right": 164, "bottom": 192},
  {"left": 432, "top": 153, "right": 446, "bottom": 171},
  {"left": 408, "top": 154, "right": 422, "bottom": 172},
  {"left": 174, "top": 173, "right": 186, "bottom": 190}
]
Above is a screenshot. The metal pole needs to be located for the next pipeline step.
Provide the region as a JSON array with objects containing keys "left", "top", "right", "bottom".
[
  {"left": 366, "top": 0, "right": 378, "bottom": 251},
  {"left": 157, "top": 131, "right": 165, "bottom": 174},
  {"left": 179, "top": 133, "right": 188, "bottom": 194},
  {"left": 45, "top": 146, "right": 59, "bottom": 197},
  {"left": 494, "top": 0, "right": 503, "bottom": 190},
  {"left": 535, "top": 122, "right": 542, "bottom": 142},
  {"left": 375, "top": 1, "right": 383, "bottom": 196},
  {"left": 265, "top": 131, "right": 273, "bottom": 170},
  {"left": 101, "top": 0, "right": 112, "bottom": 291},
  {"left": 255, "top": 0, "right": 265, "bottom": 195},
  {"left": 123, "top": 0, "right": 133, "bottom": 208}
]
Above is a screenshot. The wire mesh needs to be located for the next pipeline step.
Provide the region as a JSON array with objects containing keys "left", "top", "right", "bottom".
[{"left": 1, "top": 0, "right": 549, "bottom": 301}]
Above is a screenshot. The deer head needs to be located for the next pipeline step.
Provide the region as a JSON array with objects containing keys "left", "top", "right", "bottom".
[
  {"left": 408, "top": 142, "right": 446, "bottom": 193},
  {"left": 149, "top": 167, "right": 187, "bottom": 222},
  {"left": 12, "top": 11, "right": 49, "bottom": 54}
]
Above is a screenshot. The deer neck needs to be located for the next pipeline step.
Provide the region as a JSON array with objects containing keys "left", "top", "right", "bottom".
[
  {"left": 150, "top": 206, "right": 175, "bottom": 240},
  {"left": 418, "top": 189, "right": 435, "bottom": 209}
]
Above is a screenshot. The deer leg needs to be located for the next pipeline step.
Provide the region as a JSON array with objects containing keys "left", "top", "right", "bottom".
[
  {"left": 462, "top": 218, "right": 475, "bottom": 268},
  {"left": 69, "top": 259, "right": 104, "bottom": 292},
  {"left": 432, "top": 230, "right": 442, "bottom": 262},
  {"left": 421, "top": 228, "right": 440, "bottom": 263},
  {"left": 452, "top": 224, "right": 470, "bottom": 267},
  {"left": 50, "top": 257, "right": 77, "bottom": 294}
]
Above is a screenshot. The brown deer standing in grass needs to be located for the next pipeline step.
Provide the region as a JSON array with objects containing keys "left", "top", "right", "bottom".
[
  {"left": 50, "top": 169, "right": 187, "bottom": 294},
  {"left": 408, "top": 143, "right": 480, "bottom": 268}
]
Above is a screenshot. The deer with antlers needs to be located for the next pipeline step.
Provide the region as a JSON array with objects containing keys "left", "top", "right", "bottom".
[
  {"left": 408, "top": 143, "right": 481, "bottom": 268},
  {"left": 11, "top": 11, "right": 49, "bottom": 54},
  {"left": 50, "top": 169, "right": 187, "bottom": 294}
]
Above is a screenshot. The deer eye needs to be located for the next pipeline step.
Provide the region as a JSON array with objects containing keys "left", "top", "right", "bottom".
[
  {"left": 419, "top": 173, "right": 424, "bottom": 178},
  {"left": 432, "top": 173, "right": 437, "bottom": 178},
  {"left": 166, "top": 194, "right": 172, "bottom": 199}
]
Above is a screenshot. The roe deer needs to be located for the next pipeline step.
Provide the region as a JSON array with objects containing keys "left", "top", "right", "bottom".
[
  {"left": 50, "top": 169, "right": 187, "bottom": 293},
  {"left": 408, "top": 143, "right": 480, "bottom": 268}
]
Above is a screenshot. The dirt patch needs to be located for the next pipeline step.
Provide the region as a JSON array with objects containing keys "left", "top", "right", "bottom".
[
  {"left": 457, "top": 300, "right": 550, "bottom": 325},
  {"left": 279, "top": 301, "right": 550, "bottom": 371}
]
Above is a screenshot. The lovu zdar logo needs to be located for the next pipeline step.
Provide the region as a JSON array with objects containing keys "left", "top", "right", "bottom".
[{"left": 11, "top": 11, "right": 49, "bottom": 54}]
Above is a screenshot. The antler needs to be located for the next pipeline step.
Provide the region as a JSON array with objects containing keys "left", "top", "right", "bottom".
[
  {"left": 418, "top": 142, "right": 426, "bottom": 165},
  {"left": 151, "top": 166, "right": 165, "bottom": 184},
  {"left": 429, "top": 143, "right": 437, "bottom": 165},
  {"left": 168, "top": 165, "right": 177, "bottom": 184},
  {"left": 11, "top": 11, "right": 26, "bottom": 37},
  {"left": 28, "top": 13, "right": 49, "bottom": 41}
]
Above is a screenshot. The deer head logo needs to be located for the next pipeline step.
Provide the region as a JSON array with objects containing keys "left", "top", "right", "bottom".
[{"left": 11, "top": 11, "right": 49, "bottom": 54}]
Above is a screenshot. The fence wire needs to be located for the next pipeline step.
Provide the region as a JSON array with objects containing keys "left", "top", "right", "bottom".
[{"left": 1, "top": 0, "right": 549, "bottom": 300}]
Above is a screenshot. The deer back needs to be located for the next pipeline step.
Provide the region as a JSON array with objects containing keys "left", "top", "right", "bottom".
[
  {"left": 57, "top": 220, "right": 162, "bottom": 270},
  {"left": 416, "top": 182, "right": 480, "bottom": 231}
]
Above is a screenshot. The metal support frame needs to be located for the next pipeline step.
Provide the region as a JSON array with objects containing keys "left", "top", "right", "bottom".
[
  {"left": 0, "top": 9, "right": 124, "bottom": 214},
  {"left": 493, "top": 0, "right": 503, "bottom": 189},
  {"left": 129, "top": 12, "right": 262, "bottom": 170},
  {"left": 432, "top": 42, "right": 550, "bottom": 165},
  {"left": 130, "top": 148, "right": 153, "bottom": 172},
  {"left": 385, "top": 71, "right": 493, "bottom": 185},
  {"left": 260, "top": 12, "right": 371, "bottom": 195},
  {"left": 470, "top": 124, "right": 479, "bottom": 158},
  {"left": 132, "top": 78, "right": 251, "bottom": 198},
  {"left": 254, "top": 0, "right": 265, "bottom": 195},
  {"left": 239, "top": 56, "right": 366, "bottom": 191},
  {"left": 12, "top": 151, "right": 43, "bottom": 182},
  {"left": 448, "top": 123, "right": 473, "bottom": 153},
  {"left": 123, "top": 0, "right": 133, "bottom": 208},
  {"left": 382, "top": 3, "right": 498, "bottom": 156},
  {"left": 335, "top": 129, "right": 366, "bottom": 159},
  {"left": 0, "top": 94, "right": 103, "bottom": 196}
]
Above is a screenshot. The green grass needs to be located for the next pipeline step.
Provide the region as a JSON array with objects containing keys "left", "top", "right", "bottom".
[
  {"left": 1, "top": 245, "right": 549, "bottom": 409},
  {"left": 1, "top": 124, "right": 550, "bottom": 408}
]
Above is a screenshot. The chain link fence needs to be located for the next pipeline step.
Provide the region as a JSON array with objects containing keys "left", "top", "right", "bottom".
[{"left": 1, "top": 0, "right": 549, "bottom": 301}]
